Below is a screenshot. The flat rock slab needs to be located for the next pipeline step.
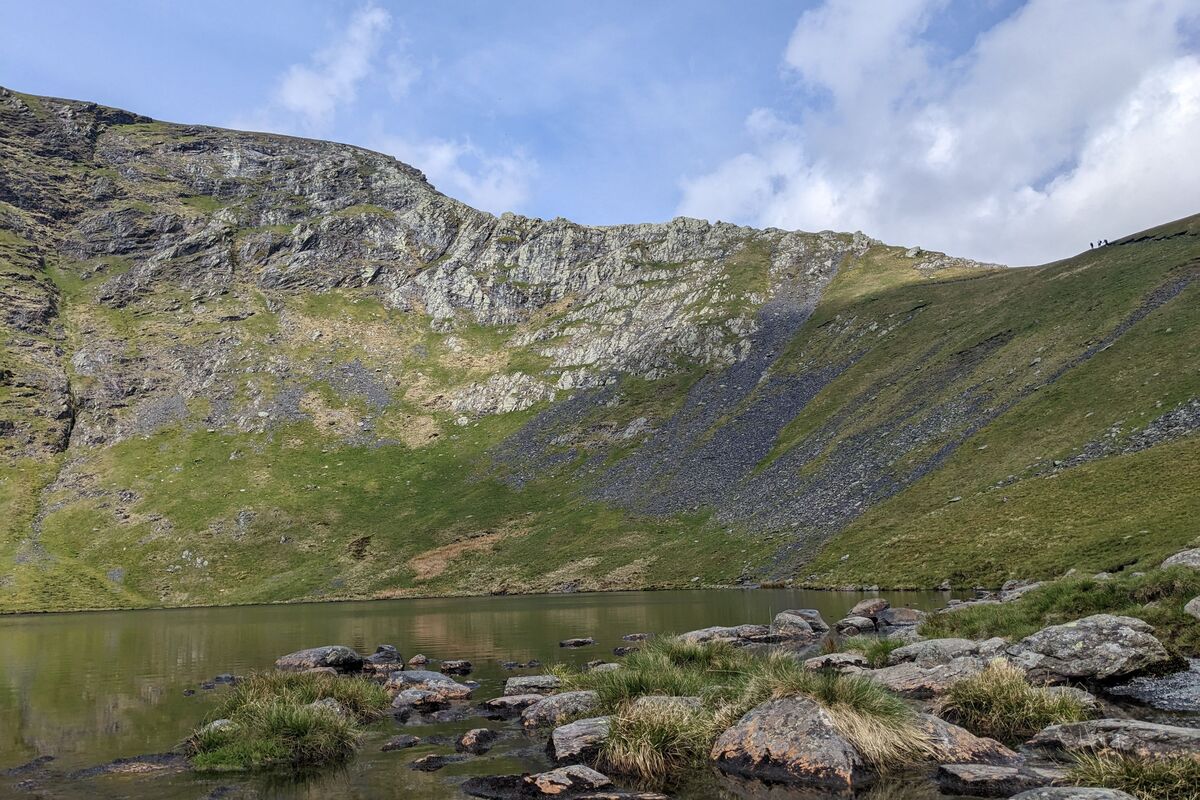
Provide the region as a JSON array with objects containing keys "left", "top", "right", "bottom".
[
  {"left": 484, "top": 694, "right": 547, "bottom": 715},
  {"left": 409, "top": 753, "right": 468, "bottom": 771},
  {"left": 522, "top": 691, "right": 600, "bottom": 727},
  {"left": 877, "top": 607, "right": 926, "bottom": 627},
  {"left": 867, "top": 656, "right": 986, "bottom": 698},
  {"left": 678, "top": 624, "right": 776, "bottom": 644},
  {"left": 710, "top": 697, "right": 871, "bottom": 791},
  {"left": 462, "top": 765, "right": 615, "bottom": 798},
  {"left": 505, "top": 675, "right": 562, "bottom": 696},
  {"left": 560, "top": 638, "right": 595, "bottom": 648},
  {"left": 1027, "top": 718, "right": 1200, "bottom": 760},
  {"left": 804, "top": 653, "right": 869, "bottom": 673},
  {"left": 380, "top": 735, "right": 421, "bottom": 751},
  {"left": 275, "top": 645, "right": 363, "bottom": 673},
  {"left": 936, "top": 763, "right": 1061, "bottom": 797},
  {"left": 386, "top": 669, "right": 473, "bottom": 700},
  {"left": 550, "top": 716, "right": 611, "bottom": 763}
]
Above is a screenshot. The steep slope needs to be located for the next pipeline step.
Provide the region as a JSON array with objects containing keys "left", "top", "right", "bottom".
[{"left": 0, "top": 87, "right": 1196, "bottom": 612}]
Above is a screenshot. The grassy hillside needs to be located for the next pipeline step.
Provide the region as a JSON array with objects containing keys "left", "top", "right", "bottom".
[{"left": 0, "top": 86, "right": 1197, "bottom": 611}]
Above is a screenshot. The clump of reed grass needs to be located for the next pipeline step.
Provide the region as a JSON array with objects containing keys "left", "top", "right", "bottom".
[
  {"left": 1068, "top": 752, "right": 1200, "bottom": 800},
  {"left": 843, "top": 636, "right": 907, "bottom": 667},
  {"left": 934, "top": 659, "right": 1092, "bottom": 744}
]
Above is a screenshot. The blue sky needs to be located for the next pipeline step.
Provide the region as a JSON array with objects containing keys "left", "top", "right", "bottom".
[{"left": 3, "top": 1, "right": 1199, "bottom": 265}]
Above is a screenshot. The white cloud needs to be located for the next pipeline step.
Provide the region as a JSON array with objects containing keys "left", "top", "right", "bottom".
[
  {"left": 679, "top": 0, "right": 1200, "bottom": 265},
  {"left": 377, "top": 134, "right": 537, "bottom": 214},
  {"left": 274, "top": 4, "right": 392, "bottom": 129}
]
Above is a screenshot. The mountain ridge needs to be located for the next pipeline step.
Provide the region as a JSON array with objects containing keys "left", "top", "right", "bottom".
[{"left": 1, "top": 86, "right": 1196, "bottom": 612}]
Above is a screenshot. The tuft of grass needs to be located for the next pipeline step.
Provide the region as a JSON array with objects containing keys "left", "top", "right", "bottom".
[
  {"left": 920, "top": 568, "right": 1200, "bottom": 657},
  {"left": 600, "top": 702, "right": 719, "bottom": 781},
  {"left": 843, "top": 636, "right": 907, "bottom": 668},
  {"left": 1069, "top": 752, "right": 1200, "bottom": 800},
  {"left": 187, "top": 671, "right": 388, "bottom": 772},
  {"left": 935, "top": 660, "right": 1093, "bottom": 744}
]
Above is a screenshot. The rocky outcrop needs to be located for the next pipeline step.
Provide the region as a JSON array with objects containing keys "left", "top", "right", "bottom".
[
  {"left": 710, "top": 698, "right": 872, "bottom": 791},
  {"left": 887, "top": 638, "right": 983, "bottom": 666},
  {"left": 1005, "top": 615, "right": 1174, "bottom": 683},
  {"left": 677, "top": 624, "right": 775, "bottom": 645},
  {"left": 504, "top": 675, "right": 562, "bottom": 695},
  {"left": 1161, "top": 548, "right": 1200, "bottom": 570},
  {"left": 274, "top": 645, "right": 363, "bottom": 673},
  {"left": 867, "top": 657, "right": 987, "bottom": 698}
]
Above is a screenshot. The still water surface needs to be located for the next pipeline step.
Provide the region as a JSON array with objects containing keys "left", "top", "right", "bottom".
[{"left": 0, "top": 588, "right": 959, "bottom": 799}]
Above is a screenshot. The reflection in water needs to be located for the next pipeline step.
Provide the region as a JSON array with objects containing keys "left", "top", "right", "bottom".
[{"left": 0, "top": 589, "right": 956, "bottom": 799}]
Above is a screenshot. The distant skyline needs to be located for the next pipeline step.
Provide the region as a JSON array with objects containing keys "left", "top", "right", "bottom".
[{"left": 3, "top": 0, "right": 1198, "bottom": 265}]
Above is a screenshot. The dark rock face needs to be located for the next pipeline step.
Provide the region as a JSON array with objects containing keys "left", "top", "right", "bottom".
[
  {"left": 274, "top": 645, "right": 363, "bottom": 673},
  {"left": 710, "top": 698, "right": 872, "bottom": 791},
  {"left": 440, "top": 659, "right": 473, "bottom": 675},
  {"left": 1027, "top": 718, "right": 1200, "bottom": 760},
  {"left": 1006, "top": 615, "right": 1174, "bottom": 682}
]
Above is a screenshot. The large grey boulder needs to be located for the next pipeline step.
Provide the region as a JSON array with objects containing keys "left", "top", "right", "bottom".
[
  {"left": 769, "top": 611, "right": 816, "bottom": 641},
  {"left": 275, "top": 645, "right": 363, "bottom": 673},
  {"left": 887, "top": 638, "right": 979, "bottom": 666},
  {"left": 1027, "top": 718, "right": 1200, "bottom": 760},
  {"left": 521, "top": 690, "right": 600, "bottom": 727},
  {"left": 849, "top": 598, "right": 889, "bottom": 619},
  {"left": 774, "top": 608, "right": 829, "bottom": 633},
  {"left": 710, "top": 698, "right": 871, "bottom": 791},
  {"left": 504, "top": 675, "right": 562, "bottom": 695},
  {"left": 549, "top": 716, "right": 610, "bottom": 762},
  {"left": 876, "top": 607, "right": 926, "bottom": 627},
  {"left": 1006, "top": 615, "right": 1173, "bottom": 682},
  {"left": 835, "top": 615, "right": 876, "bottom": 635},
  {"left": 1162, "top": 548, "right": 1200, "bottom": 569},
  {"left": 867, "top": 656, "right": 986, "bottom": 698},
  {"left": 483, "top": 693, "right": 546, "bottom": 715},
  {"left": 1009, "top": 790, "right": 1136, "bottom": 799}
]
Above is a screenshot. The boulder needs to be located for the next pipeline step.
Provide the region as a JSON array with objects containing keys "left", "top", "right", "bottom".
[
  {"left": 386, "top": 669, "right": 473, "bottom": 700},
  {"left": 849, "top": 598, "right": 889, "bottom": 618},
  {"left": 410, "top": 753, "right": 467, "bottom": 771},
  {"left": 769, "top": 611, "right": 819, "bottom": 641},
  {"left": 529, "top": 765, "right": 612, "bottom": 794},
  {"left": 835, "top": 616, "right": 876, "bottom": 635},
  {"left": 888, "top": 638, "right": 979, "bottom": 666},
  {"left": 867, "top": 656, "right": 986, "bottom": 698},
  {"left": 884, "top": 626, "right": 924, "bottom": 643},
  {"left": 876, "top": 607, "right": 926, "bottom": 627},
  {"left": 1006, "top": 615, "right": 1174, "bottom": 683},
  {"left": 936, "top": 764, "right": 1060, "bottom": 797},
  {"left": 1009, "top": 790, "right": 1136, "bottom": 799},
  {"left": 710, "top": 698, "right": 871, "bottom": 791},
  {"left": 677, "top": 624, "right": 774, "bottom": 644},
  {"left": 803, "top": 653, "right": 869, "bottom": 673},
  {"left": 364, "top": 644, "right": 402, "bottom": 670},
  {"left": 1185, "top": 596, "right": 1200, "bottom": 620},
  {"left": 483, "top": 694, "right": 546, "bottom": 715},
  {"left": 917, "top": 714, "right": 1021, "bottom": 765},
  {"left": 789, "top": 608, "right": 831, "bottom": 632},
  {"left": 440, "top": 659, "right": 473, "bottom": 675},
  {"left": 408, "top": 654, "right": 429, "bottom": 666},
  {"left": 560, "top": 637, "right": 595, "bottom": 648},
  {"left": 550, "top": 716, "right": 611, "bottom": 763},
  {"left": 522, "top": 691, "right": 600, "bottom": 727},
  {"left": 274, "top": 645, "right": 363, "bottom": 673},
  {"left": 622, "top": 633, "right": 652, "bottom": 641},
  {"left": 380, "top": 734, "right": 421, "bottom": 751},
  {"left": 457, "top": 727, "right": 499, "bottom": 754},
  {"left": 391, "top": 688, "right": 449, "bottom": 712},
  {"left": 1161, "top": 548, "right": 1200, "bottom": 570},
  {"left": 504, "top": 675, "right": 562, "bottom": 695},
  {"left": 1027, "top": 718, "right": 1200, "bottom": 761}
]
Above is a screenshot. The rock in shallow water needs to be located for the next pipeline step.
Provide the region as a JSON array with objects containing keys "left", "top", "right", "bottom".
[
  {"left": 274, "top": 645, "right": 363, "bottom": 673},
  {"left": 456, "top": 727, "right": 499, "bottom": 754},
  {"left": 549, "top": 716, "right": 610, "bottom": 763},
  {"left": 522, "top": 691, "right": 600, "bottom": 727},
  {"left": 935, "top": 764, "right": 1062, "bottom": 797},
  {"left": 461, "top": 765, "right": 616, "bottom": 798},
  {"left": 710, "top": 697, "right": 872, "bottom": 791},
  {"left": 504, "top": 675, "right": 562, "bottom": 695}
]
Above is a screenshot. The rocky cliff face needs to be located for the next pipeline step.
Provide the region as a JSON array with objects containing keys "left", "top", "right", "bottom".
[{"left": 1, "top": 87, "right": 1197, "bottom": 611}]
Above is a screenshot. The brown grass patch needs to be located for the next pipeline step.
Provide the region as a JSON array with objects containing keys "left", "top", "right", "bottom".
[{"left": 407, "top": 530, "right": 514, "bottom": 580}]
